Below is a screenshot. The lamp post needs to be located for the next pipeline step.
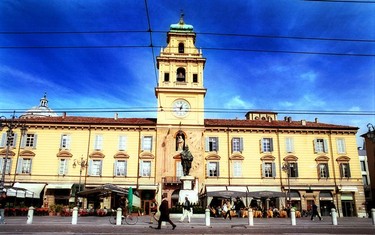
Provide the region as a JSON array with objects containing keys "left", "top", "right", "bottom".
[
  {"left": 366, "top": 123, "right": 375, "bottom": 142},
  {"left": 73, "top": 157, "right": 87, "bottom": 207},
  {"left": 282, "top": 162, "right": 291, "bottom": 207},
  {"left": 0, "top": 111, "right": 27, "bottom": 190}
]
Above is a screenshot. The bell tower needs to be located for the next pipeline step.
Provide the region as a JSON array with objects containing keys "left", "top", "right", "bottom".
[{"left": 155, "top": 13, "right": 206, "bottom": 126}]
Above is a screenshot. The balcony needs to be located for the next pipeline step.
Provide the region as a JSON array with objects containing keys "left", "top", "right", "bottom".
[{"left": 162, "top": 176, "right": 181, "bottom": 185}]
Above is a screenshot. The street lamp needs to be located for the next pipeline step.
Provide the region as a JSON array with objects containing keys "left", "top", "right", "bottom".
[
  {"left": 366, "top": 123, "right": 375, "bottom": 142},
  {"left": 282, "top": 162, "right": 291, "bottom": 207},
  {"left": 0, "top": 111, "right": 27, "bottom": 190},
  {"left": 73, "top": 156, "right": 87, "bottom": 207}
]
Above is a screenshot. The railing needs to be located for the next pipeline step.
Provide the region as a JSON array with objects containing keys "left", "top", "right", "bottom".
[{"left": 162, "top": 176, "right": 181, "bottom": 184}]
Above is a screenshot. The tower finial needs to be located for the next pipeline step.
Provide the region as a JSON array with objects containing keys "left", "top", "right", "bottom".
[{"left": 179, "top": 10, "right": 184, "bottom": 25}]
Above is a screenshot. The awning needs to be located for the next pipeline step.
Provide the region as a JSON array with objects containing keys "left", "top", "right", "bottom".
[
  {"left": 247, "top": 186, "right": 284, "bottom": 198},
  {"left": 77, "top": 183, "right": 128, "bottom": 197},
  {"left": 138, "top": 185, "right": 158, "bottom": 190},
  {"left": 206, "top": 186, "right": 248, "bottom": 197},
  {"left": 339, "top": 186, "right": 358, "bottom": 192},
  {"left": 9, "top": 183, "right": 46, "bottom": 199},
  {"left": 46, "top": 183, "right": 74, "bottom": 190}
]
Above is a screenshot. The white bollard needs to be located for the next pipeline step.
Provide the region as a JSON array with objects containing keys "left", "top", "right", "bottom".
[
  {"left": 248, "top": 208, "right": 254, "bottom": 226},
  {"left": 116, "top": 208, "right": 122, "bottom": 225},
  {"left": 331, "top": 208, "right": 337, "bottom": 225},
  {"left": 26, "top": 206, "right": 34, "bottom": 224},
  {"left": 72, "top": 207, "right": 78, "bottom": 225},
  {"left": 371, "top": 208, "right": 375, "bottom": 226},
  {"left": 290, "top": 208, "right": 296, "bottom": 226},
  {"left": 205, "top": 208, "right": 210, "bottom": 226}
]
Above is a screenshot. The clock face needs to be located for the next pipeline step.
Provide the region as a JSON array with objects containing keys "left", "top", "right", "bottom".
[{"left": 172, "top": 99, "right": 190, "bottom": 117}]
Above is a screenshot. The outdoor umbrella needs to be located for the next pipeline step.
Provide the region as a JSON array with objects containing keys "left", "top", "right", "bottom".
[{"left": 127, "top": 187, "right": 133, "bottom": 213}]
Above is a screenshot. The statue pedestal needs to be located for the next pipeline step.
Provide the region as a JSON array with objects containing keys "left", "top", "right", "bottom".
[
  {"left": 179, "top": 176, "right": 198, "bottom": 204},
  {"left": 180, "top": 175, "right": 194, "bottom": 190}
]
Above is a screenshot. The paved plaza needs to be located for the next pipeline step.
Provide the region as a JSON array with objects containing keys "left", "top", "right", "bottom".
[{"left": 0, "top": 215, "right": 375, "bottom": 234}]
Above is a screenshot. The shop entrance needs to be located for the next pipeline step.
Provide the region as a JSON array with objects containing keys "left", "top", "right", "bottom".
[{"left": 342, "top": 200, "right": 354, "bottom": 217}]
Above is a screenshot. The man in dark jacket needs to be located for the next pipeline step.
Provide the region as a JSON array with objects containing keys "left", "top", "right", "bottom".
[
  {"left": 311, "top": 201, "right": 322, "bottom": 221},
  {"left": 152, "top": 195, "right": 176, "bottom": 230},
  {"left": 0, "top": 191, "right": 7, "bottom": 224}
]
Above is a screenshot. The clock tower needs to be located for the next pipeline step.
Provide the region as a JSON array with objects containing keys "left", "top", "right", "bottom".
[{"left": 155, "top": 14, "right": 206, "bottom": 126}]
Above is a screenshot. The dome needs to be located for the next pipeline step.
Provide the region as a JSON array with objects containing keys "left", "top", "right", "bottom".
[
  {"left": 21, "top": 93, "right": 58, "bottom": 118},
  {"left": 170, "top": 13, "right": 194, "bottom": 32}
]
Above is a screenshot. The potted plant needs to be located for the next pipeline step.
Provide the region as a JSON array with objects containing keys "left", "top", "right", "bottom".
[
  {"left": 55, "top": 204, "right": 63, "bottom": 216},
  {"left": 49, "top": 204, "right": 56, "bottom": 216}
]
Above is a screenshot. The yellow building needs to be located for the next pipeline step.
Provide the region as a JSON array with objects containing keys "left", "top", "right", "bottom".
[{"left": 0, "top": 15, "right": 365, "bottom": 217}]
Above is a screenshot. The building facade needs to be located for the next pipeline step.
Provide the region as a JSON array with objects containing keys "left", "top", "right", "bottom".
[{"left": 0, "top": 16, "right": 366, "bottom": 217}]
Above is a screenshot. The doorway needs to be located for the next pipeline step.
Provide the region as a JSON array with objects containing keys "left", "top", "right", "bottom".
[{"left": 341, "top": 201, "right": 354, "bottom": 217}]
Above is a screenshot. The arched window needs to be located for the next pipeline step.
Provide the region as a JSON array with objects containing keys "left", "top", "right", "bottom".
[
  {"left": 178, "top": 43, "right": 184, "bottom": 53},
  {"left": 176, "top": 67, "right": 186, "bottom": 82}
]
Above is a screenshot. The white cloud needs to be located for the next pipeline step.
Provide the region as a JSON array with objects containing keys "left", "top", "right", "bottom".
[
  {"left": 300, "top": 71, "right": 317, "bottom": 83},
  {"left": 224, "top": 96, "right": 252, "bottom": 109}
]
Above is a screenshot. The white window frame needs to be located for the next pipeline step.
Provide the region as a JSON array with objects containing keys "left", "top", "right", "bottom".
[
  {"left": 0, "top": 132, "right": 17, "bottom": 148},
  {"left": 336, "top": 138, "right": 346, "bottom": 154},
  {"left": 261, "top": 138, "right": 273, "bottom": 153},
  {"left": 205, "top": 137, "right": 219, "bottom": 152},
  {"left": 16, "top": 158, "right": 32, "bottom": 174},
  {"left": 262, "top": 162, "right": 276, "bottom": 178},
  {"left": 118, "top": 135, "right": 127, "bottom": 151},
  {"left": 207, "top": 162, "right": 219, "bottom": 177},
  {"left": 0, "top": 157, "right": 12, "bottom": 174},
  {"left": 94, "top": 135, "right": 103, "bottom": 151},
  {"left": 60, "top": 134, "right": 71, "bottom": 150},
  {"left": 232, "top": 160, "right": 242, "bottom": 177},
  {"left": 314, "top": 138, "right": 328, "bottom": 153},
  {"left": 340, "top": 163, "right": 351, "bottom": 178},
  {"left": 58, "top": 158, "right": 69, "bottom": 175},
  {"left": 21, "top": 134, "right": 38, "bottom": 148},
  {"left": 140, "top": 160, "right": 151, "bottom": 177},
  {"left": 142, "top": 136, "right": 153, "bottom": 151},
  {"left": 114, "top": 160, "right": 127, "bottom": 177},
  {"left": 318, "top": 163, "right": 329, "bottom": 179},
  {"left": 285, "top": 137, "right": 294, "bottom": 153},
  {"left": 88, "top": 159, "right": 102, "bottom": 176},
  {"left": 231, "top": 137, "right": 243, "bottom": 153}
]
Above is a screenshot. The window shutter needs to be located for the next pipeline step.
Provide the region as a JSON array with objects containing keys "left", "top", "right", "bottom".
[
  {"left": 99, "top": 160, "right": 102, "bottom": 176},
  {"left": 323, "top": 139, "right": 328, "bottom": 153},
  {"left": 326, "top": 164, "right": 330, "bottom": 178},
  {"left": 317, "top": 165, "right": 321, "bottom": 179},
  {"left": 16, "top": 158, "right": 22, "bottom": 174},
  {"left": 205, "top": 138, "right": 209, "bottom": 152},
  {"left": 0, "top": 159, "right": 2, "bottom": 174},
  {"left": 12, "top": 133, "right": 18, "bottom": 147},
  {"left": 231, "top": 138, "right": 234, "bottom": 153},
  {"left": 150, "top": 137, "right": 153, "bottom": 151},
  {"left": 347, "top": 164, "right": 351, "bottom": 177},
  {"left": 139, "top": 161, "right": 143, "bottom": 176},
  {"left": 339, "top": 164, "right": 343, "bottom": 178},
  {"left": 270, "top": 138, "right": 274, "bottom": 152},
  {"left": 313, "top": 139, "right": 318, "bottom": 153},
  {"left": 239, "top": 138, "right": 244, "bottom": 152},
  {"left": 33, "top": 134, "right": 38, "bottom": 148},
  {"left": 20, "top": 135, "right": 26, "bottom": 148},
  {"left": 66, "top": 135, "right": 71, "bottom": 149},
  {"left": 215, "top": 137, "right": 219, "bottom": 151},
  {"left": 295, "top": 163, "right": 299, "bottom": 177},
  {"left": 60, "top": 135, "right": 64, "bottom": 148},
  {"left": 261, "top": 162, "right": 265, "bottom": 177},
  {"left": 88, "top": 160, "right": 93, "bottom": 176},
  {"left": 217, "top": 162, "right": 220, "bottom": 176},
  {"left": 141, "top": 136, "right": 144, "bottom": 151},
  {"left": 0, "top": 133, "right": 6, "bottom": 147},
  {"left": 260, "top": 139, "right": 264, "bottom": 153},
  {"left": 64, "top": 159, "right": 69, "bottom": 174},
  {"left": 114, "top": 161, "right": 117, "bottom": 176},
  {"left": 124, "top": 161, "right": 127, "bottom": 176},
  {"left": 206, "top": 163, "right": 208, "bottom": 177},
  {"left": 29, "top": 159, "right": 33, "bottom": 173},
  {"left": 272, "top": 162, "right": 276, "bottom": 177}
]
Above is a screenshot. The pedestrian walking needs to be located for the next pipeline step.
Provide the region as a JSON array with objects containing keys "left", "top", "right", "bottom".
[
  {"left": 151, "top": 195, "right": 176, "bottom": 230},
  {"left": 0, "top": 190, "right": 7, "bottom": 224},
  {"left": 150, "top": 198, "right": 158, "bottom": 224},
  {"left": 235, "top": 197, "right": 244, "bottom": 218},
  {"left": 223, "top": 199, "right": 232, "bottom": 220},
  {"left": 311, "top": 201, "right": 322, "bottom": 221},
  {"left": 179, "top": 196, "right": 192, "bottom": 223}
]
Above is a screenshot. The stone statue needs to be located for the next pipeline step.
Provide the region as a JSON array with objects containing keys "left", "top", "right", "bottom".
[{"left": 180, "top": 145, "right": 193, "bottom": 176}]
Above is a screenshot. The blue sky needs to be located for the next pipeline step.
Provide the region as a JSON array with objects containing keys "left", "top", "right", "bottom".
[{"left": 0, "top": 0, "right": 374, "bottom": 146}]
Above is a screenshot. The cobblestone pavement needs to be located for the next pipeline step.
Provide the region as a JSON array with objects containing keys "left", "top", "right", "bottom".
[{"left": 0, "top": 215, "right": 374, "bottom": 234}]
